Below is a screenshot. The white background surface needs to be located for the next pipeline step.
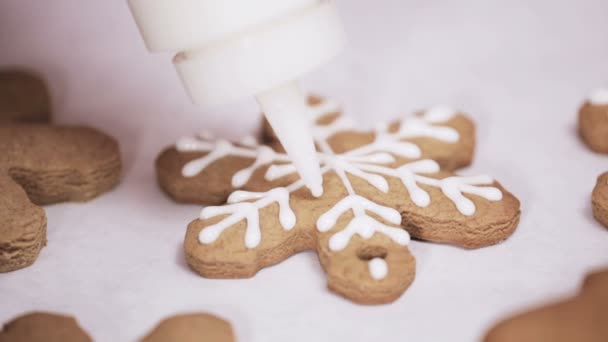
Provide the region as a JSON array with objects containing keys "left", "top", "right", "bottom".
[{"left": 1, "top": 1, "right": 608, "bottom": 341}]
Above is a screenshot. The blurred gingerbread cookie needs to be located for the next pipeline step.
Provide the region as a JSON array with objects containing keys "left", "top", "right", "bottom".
[
  {"left": 157, "top": 96, "right": 520, "bottom": 304},
  {"left": 0, "top": 70, "right": 50, "bottom": 123},
  {"left": 579, "top": 87, "right": 608, "bottom": 153},
  {"left": 0, "top": 312, "right": 92, "bottom": 342},
  {"left": 0, "top": 70, "right": 122, "bottom": 272},
  {"left": 141, "top": 313, "right": 235, "bottom": 342},
  {"left": 592, "top": 172, "right": 608, "bottom": 228},
  {"left": 484, "top": 268, "right": 608, "bottom": 342}
]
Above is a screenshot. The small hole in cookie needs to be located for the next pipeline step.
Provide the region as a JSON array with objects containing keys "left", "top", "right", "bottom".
[{"left": 356, "top": 246, "right": 388, "bottom": 261}]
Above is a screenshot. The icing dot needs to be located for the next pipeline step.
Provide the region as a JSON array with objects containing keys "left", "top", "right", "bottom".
[
  {"left": 589, "top": 87, "right": 608, "bottom": 106},
  {"left": 369, "top": 258, "right": 388, "bottom": 280}
]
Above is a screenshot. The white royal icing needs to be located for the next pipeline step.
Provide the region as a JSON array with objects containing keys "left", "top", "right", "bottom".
[
  {"left": 369, "top": 258, "right": 388, "bottom": 280},
  {"left": 354, "top": 161, "right": 502, "bottom": 216},
  {"left": 309, "top": 99, "right": 341, "bottom": 120},
  {"left": 239, "top": 135, "right": 258, "bottom": 147},
  {"left": 397, "top": 116, "right": 459, "bottom": 143},
  {"left": 183, "top": 98, "right": 503, "bottom": 254},
  {"left": 423, "top": 105, "right": 457, "bottom": 123},
  {"left": 232, "top": 146, "right": 276, "bottom": 187},
  {"left": 199, "top": 188, "right": 295, "bottom": 248},
  {"left": 589, "top": 87, "right": 608, "bottom": 106}
]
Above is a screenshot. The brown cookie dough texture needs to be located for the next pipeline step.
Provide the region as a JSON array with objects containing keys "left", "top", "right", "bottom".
[
  {"left": 0, "top": 312, "right": 92, "bottom": 342},
  {"left": 0, "top": 70, "right": 50, "bottom": 124},
  {"left": 592, "top": 172, "right": 608, "bottom": 228},
  {"left": 578, "top": 88, "right": 608, "bottom": 153},
  {"left": 0, "top": 70, "right": 122, "bottom": 272},
  {"left": 157, "top": 96, "right": 521, "bottom": 304},
  {"left": 141, "top": 313, "right": 235, "bottom": 342},
  {"left": 484, "top": 268, "right": 608, "bottom": 342}
]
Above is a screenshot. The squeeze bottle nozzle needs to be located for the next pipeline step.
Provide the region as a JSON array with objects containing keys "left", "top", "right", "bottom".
[{"left": 128, "top": 0, "right": 345, "bottom": 196}]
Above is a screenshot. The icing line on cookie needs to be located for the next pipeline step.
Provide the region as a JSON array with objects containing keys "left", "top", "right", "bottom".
[
  {"left": 177, "top": 138, "right": 289, "bottom": 179},
  {"left": 315, "top": 138, "right": 409, "bottom": 252},
  {"left": 199, "top": 188, "right": 295, "bottom": 248},
  {"left": 353, "top": 162, "right": 503, "bottom": 215}
]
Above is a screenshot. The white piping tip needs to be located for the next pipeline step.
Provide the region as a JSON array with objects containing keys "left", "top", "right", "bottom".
[
  {"left": 308, "top": 180, "right": 324, "bottom": 198},
  {"left": 257, "top": 82, "right": 325, "bottom": 198}
]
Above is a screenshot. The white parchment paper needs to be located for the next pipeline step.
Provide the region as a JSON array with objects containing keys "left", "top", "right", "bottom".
[{"left": 1, "top": 1, "right": 607, "bottom": 341}]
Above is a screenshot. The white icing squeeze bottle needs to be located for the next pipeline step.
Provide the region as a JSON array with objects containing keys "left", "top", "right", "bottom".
[{"left": 128, "top": 0, "right": 346, "bottom": 197}]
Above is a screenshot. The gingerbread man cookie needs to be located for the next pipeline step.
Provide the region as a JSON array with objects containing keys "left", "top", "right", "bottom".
[
  {"left": 592, "top": 172, "right": 608, "bottom": 229},
  {"left": 484, "top": 268, "right": 608, "bottom": 342},
  {"left": 579, "top": 87, "right": 608, "bottom": 153},
  {"left": 157, "top": 96, "right": 520, "bottom": 304},
  {"left": 0, "top": 312, "right": 92, "bottom": 342},
  {"left": 141, "top": 313, "right": 235, "bottom": 342},
  {"left": 0, "top": 70, "right": 122, "bottom": 272}
]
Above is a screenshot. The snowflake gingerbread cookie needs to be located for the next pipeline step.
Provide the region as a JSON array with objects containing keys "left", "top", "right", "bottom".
[{"left": 156, "top": 96, "right": 521, "bottom": 304}]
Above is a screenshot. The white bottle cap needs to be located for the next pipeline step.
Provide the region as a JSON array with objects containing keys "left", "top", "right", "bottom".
[{"left": 128, "top": 0, "right": 317, "bottom": 51}]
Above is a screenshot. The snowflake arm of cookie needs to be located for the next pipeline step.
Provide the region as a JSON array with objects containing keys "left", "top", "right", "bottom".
[
  {"left": 199, "top": 188, "right": 296, "bottom": 248},
  {"left": 316, "top": 195, "right": 410, "bottom": 251},
  {"left": 176, "top": 134, "right": 289, "bottom": 186},
  {"left": 352, "top": 160, "right": 503, "bottom": 215}
]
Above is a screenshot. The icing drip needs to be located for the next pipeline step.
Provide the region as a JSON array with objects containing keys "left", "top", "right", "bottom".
[
  {"left": 369, "top": 258, "right": 388, "bottom": 280},
  {"left": 199, "top": 188, "right": 295, "bottom": 248},
  {"left": 589, "top": 87, "right": 608, "bottom": 106}
]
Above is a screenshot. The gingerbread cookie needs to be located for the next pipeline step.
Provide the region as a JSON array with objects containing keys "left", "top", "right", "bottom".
[
  {"left": 579, "top": 87, "right": 608, "bottom": 153},
  {"left": 0, "top": 70, "right": 122, "bottom": 272},
  {"left": 0, "top": 70, "right": 50, "bottom": 123},
  {"left": 592, "top": 172, "right": 608, "bottom": 228},
  {"left": 484, "top": 268, "right": 608, "bottom": 342},
  {"left": 157, "top": 96, "right": 520, "bottom": 304},
  {"left": 0, "top": 312, "right": 92, "bottom": 342},
  {"left": 141, "top": 313, "right": 235, "bottom": 342}
]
